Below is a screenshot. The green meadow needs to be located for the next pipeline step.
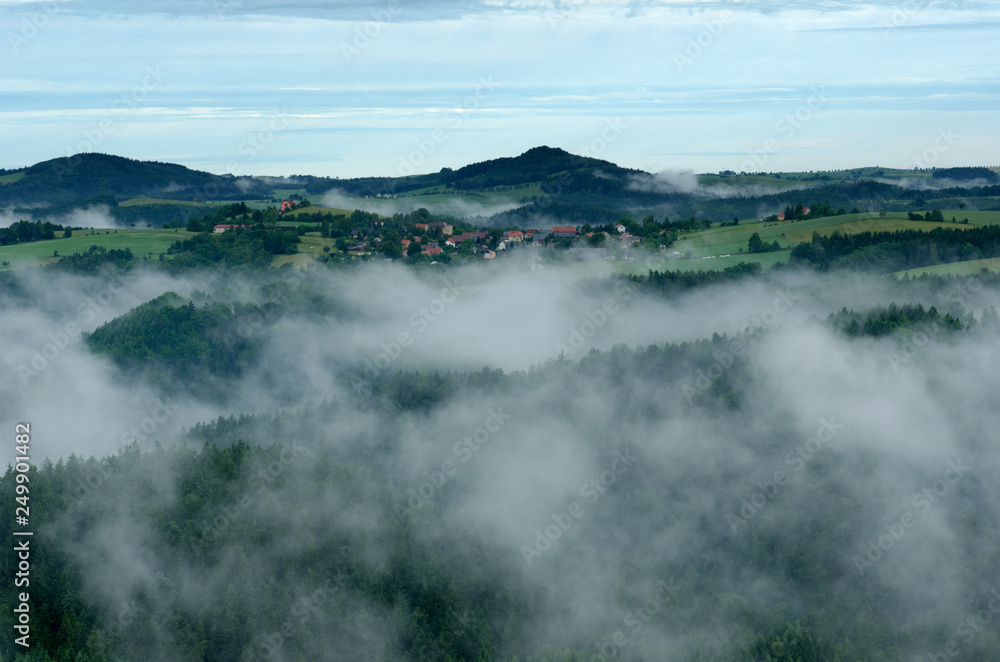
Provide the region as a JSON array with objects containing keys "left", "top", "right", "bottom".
[
  {"left": 118, "top": 197, "right": 206, "bottom": 207},
  {"left": 281, "top": 205, "right": 356, "bottom": 218},
  {"left": 0, "top": 229, "right": 197, "bottom": 269},
  {"left": 895, "top": 257, "right": 1000, "bottom": 278},
  {"left": 0, "top": 172, "right": 26, "bottom": 185},
  {"left": 671, "top": 211, "right": 1000, "bottom": 259}
]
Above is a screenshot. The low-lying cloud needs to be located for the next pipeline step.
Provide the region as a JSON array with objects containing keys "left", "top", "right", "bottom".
[
  {"left": 320, "top": 187, "right": 522, "bottom": 220},
  {"left": 4, "top": 259, "right": 1000, "bottom": 659}
]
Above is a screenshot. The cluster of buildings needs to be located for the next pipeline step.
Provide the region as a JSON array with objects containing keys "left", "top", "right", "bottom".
[
  {"left": 414, "top": 221, "right": 454, "bottom": 235},
  {"left": 776, "top": 206, "right": 810, "bottom": 221}
]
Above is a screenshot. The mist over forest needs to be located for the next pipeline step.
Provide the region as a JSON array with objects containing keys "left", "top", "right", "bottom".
[
  {"left": 3, "top": 235, "right": 1000, "bottom": 660},
  {"left": 6, "top": 0, "right": 1000, "bottom": 652}
]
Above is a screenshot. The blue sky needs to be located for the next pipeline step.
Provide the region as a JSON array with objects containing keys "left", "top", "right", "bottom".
[{"left": 2, "top": 0, "right": 998, "bottom": 177}]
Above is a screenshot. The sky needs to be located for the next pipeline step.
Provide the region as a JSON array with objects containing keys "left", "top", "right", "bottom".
[{"left": 2, "top": 0, "right": 999, "bottom": 178}]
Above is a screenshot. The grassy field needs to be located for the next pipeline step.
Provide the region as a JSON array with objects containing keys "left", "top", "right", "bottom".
[
  {"left": 118, "top": 197, "right": 206, "bottom": 207},
  {"left": 670, "top": 211, "right": 998, "bottom": 259},
  {"left": 0, "top": 229, "right": 196, "bottom": 269},
  {"left": 0, "top": 228, "right": 337, "bottom": 271},
  {"left": 0, "top": 172, "right": 26, "bottom": 185},
  {"left": 935, "top": 210, "right": 1000, "bottom": 225},
  {"left": 895, "top": 258, "right": 1000, "bottom": 278},
  {"left": 282, "top": 205, "right": 356, "bottom": 219},
  {"left": 271, "top": 234, "right": 332, "bottom": 268}
]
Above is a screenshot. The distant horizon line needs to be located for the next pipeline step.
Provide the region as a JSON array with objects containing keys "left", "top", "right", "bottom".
[{"left": 3, "top": 150, "right": 999, "bottom": 180}]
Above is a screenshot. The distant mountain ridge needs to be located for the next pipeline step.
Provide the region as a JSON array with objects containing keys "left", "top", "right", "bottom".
[
  {"left": 0, "top": 153, "right": 269, "bottom": 209},
  {"left": 300, "top": 145, "right": 646, "bottom": 197},
  {"left": 3, "top": 149, "right": 1000, "bottom": 228}
]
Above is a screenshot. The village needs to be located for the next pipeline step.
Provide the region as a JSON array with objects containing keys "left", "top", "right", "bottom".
[{"left": 200, "top": 197, "right": 697, "bottom": 263}]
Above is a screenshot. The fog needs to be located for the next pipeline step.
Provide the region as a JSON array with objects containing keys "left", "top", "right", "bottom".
[
  {"left": 0, "top": 209, "right": 20, "bottom": 228},
  {"left": 629, "top": 170, "right": 815, "bottom": 199},
  {"left": 61, "top": 204, "right": 125, "bottom": 229},
  {"left": 320, "top": 187, "right": 522, "bottom": 220},
  {"left": 1, "top": 204, "right": 144, "bottom": 229},
  {"left": 879, "top": 176, "right": 997, "bottom": 191},
  {"left": 3, "top": 259, "right": 1000, "bottom": 659}
]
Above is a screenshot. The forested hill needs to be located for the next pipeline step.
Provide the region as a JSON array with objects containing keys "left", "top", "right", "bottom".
[
  {"left": 0, "top": 153, "right": 270, "bottom": 208},
  {"left": 301, "top": 145, "right": 646, "bottom": 197},
  {"left": 5, "top": 150, "right": 1000, "bottom": 229}
]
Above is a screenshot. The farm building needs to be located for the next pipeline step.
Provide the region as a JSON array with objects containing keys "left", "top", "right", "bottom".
[{"left": 213, "top": 224, "right": 248, "bottom": 233}]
